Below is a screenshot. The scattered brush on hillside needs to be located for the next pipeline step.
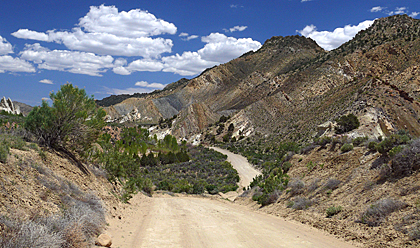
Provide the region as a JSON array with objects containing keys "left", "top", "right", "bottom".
[{"left": 0, "top": 193, "right": 105, "bottom": 247}]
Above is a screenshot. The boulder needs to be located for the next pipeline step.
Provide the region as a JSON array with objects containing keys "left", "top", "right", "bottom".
[{"left": 95, "top": 233, "right": 112, "bottom": 247}]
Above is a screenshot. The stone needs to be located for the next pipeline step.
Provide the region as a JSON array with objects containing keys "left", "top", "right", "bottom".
[{"left": 95, "top": 233, "right": 112, "bottom": 247}]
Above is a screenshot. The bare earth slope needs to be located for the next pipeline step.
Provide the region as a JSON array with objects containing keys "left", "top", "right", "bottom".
[{"left": 107, "top": 194, "right": 357, "bottom": 248}]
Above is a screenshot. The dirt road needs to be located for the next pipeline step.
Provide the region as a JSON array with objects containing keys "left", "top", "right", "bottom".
[
  {"left": 107, "top": 194, "right": 357, "bottom": 248},
  {"left": 210, "top": 147, "right": 261, "bottom": 189},
  {"left": 107, "top": 148, "right": 357, "bottom": 248}
]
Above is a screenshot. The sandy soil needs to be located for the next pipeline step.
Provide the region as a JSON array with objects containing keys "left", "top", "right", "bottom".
[{"left": 107, "top": 193, "right": 357, "bottom": 248}]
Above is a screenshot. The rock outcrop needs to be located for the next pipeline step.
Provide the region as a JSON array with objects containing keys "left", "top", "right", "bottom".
[{"left": 0, "top": 97, "right": 21, "bottom": 115}]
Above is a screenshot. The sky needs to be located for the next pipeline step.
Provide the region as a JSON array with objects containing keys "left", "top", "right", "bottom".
[{"left": 0, "top": 0, "right": 419, "bottom": 106}]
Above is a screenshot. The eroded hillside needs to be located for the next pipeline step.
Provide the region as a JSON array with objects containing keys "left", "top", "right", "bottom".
[{"left": 102, "top": 15, "right": 420, "bottom": 146}]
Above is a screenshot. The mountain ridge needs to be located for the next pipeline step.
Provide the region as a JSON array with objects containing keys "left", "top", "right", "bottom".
[{"left": 103, "top": 15, "right": 420, "bottom": 144}]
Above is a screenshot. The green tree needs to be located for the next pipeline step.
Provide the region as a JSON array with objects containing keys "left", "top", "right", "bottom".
[
  {"left": 25, "top": 83, "right": 106, "bottom": 159},
  {"left": 335, "top": 113, "right": 360, "bottom": 134}
]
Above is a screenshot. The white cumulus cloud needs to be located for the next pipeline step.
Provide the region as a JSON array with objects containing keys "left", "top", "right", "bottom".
[
  {"left": 370, "top": 6, "right": 385, "bottom": 13},
  {"left": 391, "top": 7, "right": 407, "bottom": 15},
  {"left": 39, "top": 79, "right": 53, "bottom": 84},
  {"left": 0, "top": 55, "right": 36, "bottom": 73},
  {"left": 224, "top": 26, "right": 248, "bottom": 32},
  {"left": 162, "top": 33, "right": 261, "bottom": 76},
  {"left": 113, "top": 59, "right": 164, "bottom": 75},
  {"left": 0, "top": 36, "right": 13, "bottom": 55},
  {"left": 297, "top": 20, "right": 374, "bottom": 51},
  {"left": 20, "top": 43, "right": 114, "bottom": 76},
  {"left": 135, "top": 81, "right": 165, "bottom": 89},
  {"left": 411, "top": 12, "right": 419, "bottom": 18},
  {"left": 78, "top": 5, "right": 177, "bottom": 38},
  {"left": 12, "top": 5, "right": 175, "bottom": 58},
  {"left": 179, "top": 33, "right": 199, "bottom": 41},
  {"left": 11, "top": 29, "right": 49, "bottom": 41}
]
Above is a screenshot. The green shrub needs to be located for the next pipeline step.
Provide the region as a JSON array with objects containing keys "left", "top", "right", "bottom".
[
  {"left": 25, "top": 83, "right": 106, "bottom": 157},
  {"left": 315, "top": 136, "right": 332, "bottom": 146},
  {"left": 335, "top": 113, "right": 360, "bottom": 134},
  {"left": 222, "top": 134, "right": 231, "bottom": 142},
  {"left": 388, "top": 145, "right": 404, "bottom": 157},
  {"left": 0, "top": 140, "right": 10, "bottom": 163},
  {"left": 326, "top": 205, "right": 342, "bottom": 217},
  {"left": 367, "top": 141, "right": 377, "bottom": 151},
  {"left": 192, "top": 180, "right": 206, "bottom": 194},
  {"left": 206, "top": 184, "right": 218, "bottom": 194},
  {"left": 173, "top": 179, "right": 193, "bottom": 194},
  {"left": 375, "top": 133, "right": 410, "bottom": 155},
  {"left": 340, "top": 143, "right": 353, "bottom": 153},
  {"left": 352, "top": 136, "right": 368, "bottom": 146},
  {"left": 282, "top": 161, "right": 292, "bottom": 174}
]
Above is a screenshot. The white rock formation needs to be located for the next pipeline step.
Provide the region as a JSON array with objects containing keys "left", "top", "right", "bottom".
[{"left": 0, "top": 97, "right": 21, "bottom": 115}]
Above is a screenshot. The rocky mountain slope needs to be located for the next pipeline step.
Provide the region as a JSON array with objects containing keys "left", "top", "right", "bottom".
[{"left": 102, "top": 14, "right": 420, "bottom": 145}]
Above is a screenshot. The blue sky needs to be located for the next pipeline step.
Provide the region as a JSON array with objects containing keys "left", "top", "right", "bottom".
[{"left": 0, "top": 0, "right": 419, "bottom": 106}]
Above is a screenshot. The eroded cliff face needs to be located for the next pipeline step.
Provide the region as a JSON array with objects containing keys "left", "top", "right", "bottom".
[{"left": 104, "top": 15, "right": 420, "bottom": 143}]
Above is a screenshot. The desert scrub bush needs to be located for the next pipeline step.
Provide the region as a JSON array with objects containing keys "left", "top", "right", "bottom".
[
  {"left": 352, "top": 136, "right": 368, "bottom": 146},
  {"left": 340, "top": 143, "right": 353, "bottom": 153},
  {"left": 0, "top": 193, "right": 105, "bottom": 248},
  {"left": 375, "top": 133, "right": 410, "bottom": 156},
  {"left": 0, "top": 138, "right": 10, "bottom": 163},
  {"left": 288, "top": 178, "right": 305, "bottom": 196},
  {"left": 306, "top": 178, "right": 320, "bottom": 193},
  {"left": 359, "top": 198, "right": 407, "bottom": 226},
  {"left": 367, "top": 141, "right": 378, "bottom": 151},
  {"left": 314, "top": 136, "right": 332, "bottom": 146},
  {"left": 390, "top": 139, "right": 420, "bottom": 177},
  {"left": 326, "top": 205, "right": 342, "bottom": 217},
  {"left": 409, "top": 222, "right": 420, "bottom": 240},
  {"left": 335, "top": 113, "right": 360, "bottom": 134},
  {"left": 323, "top": 178, "right": 341, "bottom": 191},
  {"left": 250, "top": 169, "right": 289, "bottom": 206},
  {"left": 287, "top": 197, "right": 313, "bottom": 210}
]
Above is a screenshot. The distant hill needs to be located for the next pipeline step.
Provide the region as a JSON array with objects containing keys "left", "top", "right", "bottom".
[
  {"left": 96, "top": 78, "right": 190, "bottom": 107},
  {"left": 13, "top": 101, "right": 33, "bottom": 116}
]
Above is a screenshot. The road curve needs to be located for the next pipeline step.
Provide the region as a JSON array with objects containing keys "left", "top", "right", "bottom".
[
  {"left": 107, "top": 194, "right": 357, "bottom": 248},
  {"left": 210, "top": 147, "right": 261, "bottom": 189}
]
